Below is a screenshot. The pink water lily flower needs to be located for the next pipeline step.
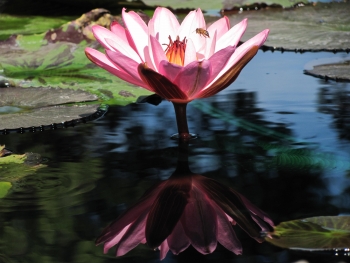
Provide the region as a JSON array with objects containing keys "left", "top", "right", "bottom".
[{"left": 85, "top": 8, "right": 269, "bottom": 139}]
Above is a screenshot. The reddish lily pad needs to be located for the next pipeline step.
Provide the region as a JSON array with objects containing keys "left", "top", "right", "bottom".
[
  {"left": 304, "top": 58, "right": 350, "bottom": 82},
  {"left": 265, "top": 216, "right": 350, "bottom": 250},
  {"left": 44, "top": 8, "right": 116, "bottom": 44},
  {"left": 228, "top": 2, "right": 350, "bottom": 52}
]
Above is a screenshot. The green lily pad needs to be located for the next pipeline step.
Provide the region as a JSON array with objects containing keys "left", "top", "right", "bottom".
[
  {"left": 0, "top": 15, "right": 73, "bottom": 40},
  {"left": 304, "top": 58, "right": 350, "bottom": 82},
  {"left": 265, "top": 216, "right": 350, "bottom": 250},
  {"left": 228, "top": 2, "right": 350, "bottom": 52},
  {"left": 0, "top": 41, "right": 152, "bottom": 105}
]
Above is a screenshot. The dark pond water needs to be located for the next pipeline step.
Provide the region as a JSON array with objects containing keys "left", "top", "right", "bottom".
[{"left": 1, "top": 50, "right": 350, "bottom": 263}]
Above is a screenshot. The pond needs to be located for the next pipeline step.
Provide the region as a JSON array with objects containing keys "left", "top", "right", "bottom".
[{"left": 1, "top": 49, "right": 350, "bottom": 262}]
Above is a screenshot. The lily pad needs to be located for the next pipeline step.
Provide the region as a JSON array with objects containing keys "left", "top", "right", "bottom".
[
  {"left": 0, "top": 40, "right": 152, "bottom": 104},
  {"left": 265, "top": 216, "right": 350, "bottom": 250},
  {"left": 228, "top": 2, "right": 350, "bottom": 52},
  {"left": 0, "top": 87, "right": 106, "bottom": 133},
  {"left": 223, "top": 0, "right": 307, "bottom": 10},
  {"left": 142, "top": 0, "right": 223, "bottom": 10},
  {"left": 43, "top": 8, "right": 116, "bottom": 44},
  {"left": 0, "top": 86, "right": 97, "bottom": 107},
  {"left": 0, "top": 10, "right": 154, "bottom": 105},
  {"left": 0, "top": 15, "right": 73, "bottom": 40},
  {"left": 304, "top": 58, "right": 350, "bottom": 82},
  {"left": 0, "top": 104, "right": 103, "bottom": 132}
]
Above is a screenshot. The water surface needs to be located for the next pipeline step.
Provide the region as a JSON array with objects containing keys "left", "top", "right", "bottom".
[{"left": 1, "top": 51, "right": 350, "bottom": 263}]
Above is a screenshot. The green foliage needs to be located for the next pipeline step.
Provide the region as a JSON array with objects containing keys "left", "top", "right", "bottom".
[
  {"left": 266, "top": 216, "right": 350, "bottom": 250},
  {"left": 0, "top": 182, "right": 12, "bottom": 198},
  {"left": 0, "top": 15, "right": 73, "bottom": 40},
  {"left": 0, "top": 41, "right": 152, "bottom": 106}
]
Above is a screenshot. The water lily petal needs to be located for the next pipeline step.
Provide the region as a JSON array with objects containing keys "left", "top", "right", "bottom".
[
  {"left": 190, "top": 9, "right": 207, "bottom": 51},
  {"left": 95, "top": 181, "right": 165, "bottom": 245},
  {"left": 197, "top": 45, "right": 259, "bottom": 99},
  {"left": 158, "top": 60, "right": 182, "bottom": 83},
  {"left": 239, "top": 193, "right": 274, "bottom": 231},
  {"left": 110, "top": 21, "right": 128, "bottom": 44},
  {"left": 168, "top": 221, "right": 191, "bottom": 254},
  {"left": 105, "top": 49, "right": 147, "bottom": 89},
  {"left": 181, "top": 186, "right": 218, "bottom": 254},
  {"left": 105, "top": 38, "right": 142, "bottom": 63},
  {"left": 122, "top": 8, "right": 148, "bottom": 61},
  {"left": 178, "top": 10, "right": 196, "bottom": 39},
  {"left": 191, "top": 44, "right": 236, "bottom": 98},
  {"left": 204, "top": 30, "right": 217, "bottom": 59},
  {"left": 215, "top": 18, "right": 247, "bottom": 52},
  {"left": 138, "top": 63, "right": 189, "bottom": 101},
  {"left": 85, "top": 48, "right": 146, "bottom": 88},
  {"left": 201, "top": 29, "right": 269, "bottom": 95},
  {"left": 238, "top": 29, "right": 270, "bottom": 53},
  {"left": 92, "top": 25, "right": 130, "bottom": 52},
  {"left": 159, "top": 240, "right": 170, "bottom": 260},
  {"left": 194, "top": 175, "right": 262, "bottom": 239},
  {"left": 212, "top": 202, "right": 242, "bottom": 255},
  {"left": 103, "top": 224, "right": 131, "bottom": 253},
  {"left": 149, "top": 35, "right": 167, "bottom": 72},
  {"left": 116, "top": 209, "right": 148, "bottom": 256},
  {"left": 173, "top": 60, "right": 211, "bottom": 99},
  {"left": 150, "top": 7, "right": 180, "bottom": 49},
  {"left": 184, "top": 38, "right": 197, "bottom": 66},
  {"left": 146, "top": 175, "right": 191, "bottom": 248},
  {"left": 207, "top": 16, "right": 230, "bottom": 40},
  {"left": 206, "top": 45, "right": 236, "bottom": 84}
]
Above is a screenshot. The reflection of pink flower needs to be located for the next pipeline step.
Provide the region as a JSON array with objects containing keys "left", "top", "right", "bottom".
[
  {"left": 97, "top": 174, "right": 274, "bottom": 260},
  {"left": 85, "top": 7, "right": 269, "bottom": 103}
]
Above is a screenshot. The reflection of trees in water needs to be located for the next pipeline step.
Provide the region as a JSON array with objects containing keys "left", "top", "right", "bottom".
[
  {"left": 317, "top": 82, "right": 350, "bottom": 140},
  {"left": 196, "top": 91, "right": 336, "bottom": 222}
]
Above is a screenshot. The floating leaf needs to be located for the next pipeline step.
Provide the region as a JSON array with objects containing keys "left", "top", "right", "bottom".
[
  {"left": 304, "top": 58, "right": 350, "bottom": 82},
  {"left": 0, "top": 87, "right": 106, "bottom": 132},
  {"left": 43, "top": 8, "right": 115, "bottom": 44},
  {"left": 228, "top": 2, "right": 350, "bottom": 52},
  {"left": 265, "top": 216, "right": 350, "bottom": 250},
  {"left": 0, "top": 15, "right": 73, "bottom": 40},
  {"left": 0, "top": 41, "right": 152, "bottom": 105},
  {"left": 140, "top": 0, "right": 223, "bottom": 11},
  {"left": 0, "top": 86, "right": 97, "bottom": 107},
  {"left": 0, "top": 104, "right": 103, "bottom": 131},
  {"left": 223, "top": 0, "right": 307, "bottom": 10}
]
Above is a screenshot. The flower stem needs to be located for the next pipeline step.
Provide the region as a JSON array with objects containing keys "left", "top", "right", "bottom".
[{"left": 172, "top": 102, "right": 190, "bottom": 141}]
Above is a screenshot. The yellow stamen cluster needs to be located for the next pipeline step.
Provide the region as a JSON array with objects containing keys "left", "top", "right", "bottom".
[{"left": 164, "top": 36, "right": 187, "bottom": 66}]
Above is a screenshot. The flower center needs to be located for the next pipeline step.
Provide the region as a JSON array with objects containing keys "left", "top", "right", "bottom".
[{"left": 164, "top": 36, "right": 187, "bottom": 66}]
